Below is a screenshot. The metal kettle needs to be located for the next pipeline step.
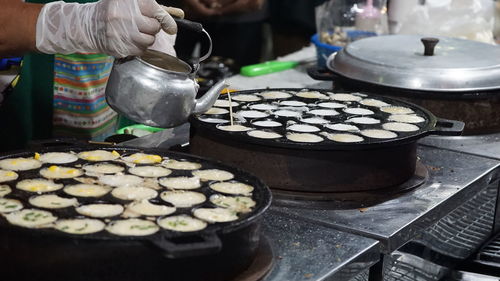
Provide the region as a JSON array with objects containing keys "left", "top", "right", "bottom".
[{"left": 105, "top": 21, "right": 227, "bottom": 128}]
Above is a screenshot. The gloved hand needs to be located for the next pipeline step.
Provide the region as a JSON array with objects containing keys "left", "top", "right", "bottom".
[
  {"left": 150, "top": 30, "right": 177, "bottom": 56},
  {"left": 36, "top": 0, "right": 183, "bottom": 57}
]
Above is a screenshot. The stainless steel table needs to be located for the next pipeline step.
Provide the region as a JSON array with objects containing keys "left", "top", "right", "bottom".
[
  {"left": 272, "top": 146, "right": 500, "bottom": 254},
  {"left": 263, "top": 210, "right": 380, "bottom": 281}
]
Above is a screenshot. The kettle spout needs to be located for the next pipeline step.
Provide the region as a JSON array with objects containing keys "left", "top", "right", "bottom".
[{"left": 193, "top": 80, "right": 228, "bottom": 114}]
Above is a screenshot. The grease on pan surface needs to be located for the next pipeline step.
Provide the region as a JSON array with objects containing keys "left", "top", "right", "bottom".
[
  {"left": 0, "top": 149, "right": 258, "bottom": 237},
  {"left": 195, "top": 89, "right": 430, "bottom": 147}
]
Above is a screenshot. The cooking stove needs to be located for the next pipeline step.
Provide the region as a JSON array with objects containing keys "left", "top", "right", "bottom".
[
  {"left": 111, "top": 52, "right": 500, "bottom": 279},
  {"left": 116, "top": 128, "right": 500, "bottom": 281},
  {"left": 271, "top": 161, "right": 428, "bottom": 210}
]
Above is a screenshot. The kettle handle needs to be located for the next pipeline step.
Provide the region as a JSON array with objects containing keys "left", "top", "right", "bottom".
[
  {"left": 173, "top": 17, "right": 212, "bottom": 64},
  {"left": 174, "top": 18, "right": 203, "bottom": 33},
  {"left": 199, "top": 29, "right": 213, "bottom": 63}
]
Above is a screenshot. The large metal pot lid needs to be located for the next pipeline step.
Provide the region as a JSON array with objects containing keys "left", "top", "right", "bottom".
[{"left": 328, "top": 35, "right": 500, "bottom": 92}]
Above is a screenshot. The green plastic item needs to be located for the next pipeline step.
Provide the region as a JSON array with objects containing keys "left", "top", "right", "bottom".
[
  {"left": 116, "top": 124, "right": 163, "bottom": 135},
  {"left": 240, "top": 61, "right": 299, "bottom": 77}
]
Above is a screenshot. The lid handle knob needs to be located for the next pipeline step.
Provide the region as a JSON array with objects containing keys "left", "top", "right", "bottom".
[{"left": 421, "top": 37, "right": 439, "bottom": 56}]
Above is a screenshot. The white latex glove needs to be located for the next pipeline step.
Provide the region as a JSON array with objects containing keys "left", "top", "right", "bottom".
[
  {"left": 36, "top": 0, "right": 182, "bottom": 57},
  {"left": 150, "top": 31, "right": 177, "bottom": 56}
]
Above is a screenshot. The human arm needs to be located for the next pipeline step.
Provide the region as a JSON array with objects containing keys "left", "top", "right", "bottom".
[
  {"left": 201, "top": 0, "right": 264, "bottom": 15},
  {"left": 182, "top": 0, "right": 220, "bottom": 17},
  {"left": 0, "top": 0, "right": 43, "bottom": 56},
  {"left": 0, "top": 0, "right": 182, "bottom": 58}
]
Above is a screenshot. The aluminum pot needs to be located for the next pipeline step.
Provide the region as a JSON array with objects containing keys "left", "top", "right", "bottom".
[{"left": 308, "top": 35, "right": 500, "bottom": 135}]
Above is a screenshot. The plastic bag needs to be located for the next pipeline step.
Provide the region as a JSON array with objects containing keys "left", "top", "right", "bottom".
[
  {"left": 315, "top": 0, "right": 388, "bottom": 46},
  {"left": 389, "top": 0, "right": 495, "bottom": 43}
]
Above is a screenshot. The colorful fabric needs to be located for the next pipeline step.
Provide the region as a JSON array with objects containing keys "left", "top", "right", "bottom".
[{"left": 53, "top": 53, "right": 117, "bottom": 140}]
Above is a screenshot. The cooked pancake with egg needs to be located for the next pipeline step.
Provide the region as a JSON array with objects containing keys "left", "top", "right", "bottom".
[
  {"left": 0, "top": 157, "right": 42, "bottom": 171},
  {"left": 17, "top": 178, "right": 63, "bottom": 193},
  {"left": 6, "top": 209, "right": 57, "bottom": 228},
  {"left": 380, "top": 106, "right": 414, "bottom": 114},
  {"left": 382, "top": 122, "right": 420, "bottom": 132},
  {"left": 0, "top": 169, "right": 18, "bottom": 183},
  {"left": 260, "top": 91, "right": 292, "bottom": 99},
  {"left": 160, "top": 191, "right": 206, "bottom": 208},
  {"left": 252, "top": 120, "right": 282, "bottom": 127},
  {"left": 0, "top": 198, "right": 23, "bottom": 213},
  {"left": 64, "top": 184, "right": 111, "bottom": 197},
  {"left": 287, "top": 124, "right": 320, "bottom": 133},
  {"left": 126, "top": 200, "right": 176, "bottom": 216},
  {"left": 162, "top": 159, "right": 202, "bottom": 170},
  {"left": 325, "top": 133, "right": 364, "bottom": 143},
  {"left": 296, "top": 91, "right": 328, "bottom": 99},
  {"left": 388, "top": 114, "right": 425, "bottom": 124},
  {"left": 40, "top": 165, "right": 84, "bottom": 179},
  {"left": 286, "top": 133, "right": 324, "bottom": 143},
  {"left": 55, "top": 218, "right": 105, "bottom": 234},
  {"left": 214, "top": 99, "right": 239, "bottom": 107},
  {"left": 360, "top": 129, "right": 398, "bottom": 139},
  {"left": 159, "top": 176, "right": 201, "bottom": 190},
  {"left": 158, "top": 215, "right": 207, "bottom": 232},
  {"left": 317, "top": 102, "right": 346, "bottom": 109},
  {"left": 217, "top": 124, "right": 252, "bottom": 132},
  {"left": 231, "top": 94, "right": 262, "bottom": 102},
  {"left": 78, "top": 150, "right": 120, "bottom": 162},
  {"left": 210, "top": 194, "right": 256, "bottom": 213},
  {"left": 348, "top": 117, "right": 380, "bottom": 125},
  {"left": 325, "top": 123, "right": 359, "bottom": 132},
  {"left": 99, "top": 174, "right": 143, "bottom": 187},
  {"left": 359, "top": 98, "right": 389, "bottom": 107},
  {"left": 330, "top": 93, "right": 362, "bottom": 102},
  {"left": 122, "top": 153, "right": 162, "bottom": 164},
  {"left": 193, "top": 208, "right": 238, "bottom": 223},
  {"left": 192, "top": 169, "right": 234, "bottom": 181},
  {"left": 128, "top": 166, "right": 172, "bottom": 178},
  {"left": 83, "top": 163, "right": 125, "bottom": 174},
  {"left": 249, "top": 104, "right": 278, "bottom": 111},
  {"left": 29, "top": 194, "right": 78, "bottom": 209},
  {"left": 37, "top": 152, "right": 78, "bottom": 164},
  {"left": 237, "top": 110, "right": 269, "bottom": 119},
  {"left": 247, "top": 130, "right": 282, "bottom": 139},
  {"left": 343, "top": 108, "right": 374, "bottom": 115},
  {"left": 106, "top": 219, "right": 159, "bottom": 236},
  {"left": 112, "top": 186, "right": 158, "bottom": 201},
  {"left": 76, "top": 204, "right": 124, "bottom": 218},
  {"left": 204, "top": 107, "right": 229, "bottom": 115},
  {"left": 0, "top": 185, "right": 12, "bottom": 197},
  {"left": 210, "top": 182, "right": 254, "bottom": 195}
]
